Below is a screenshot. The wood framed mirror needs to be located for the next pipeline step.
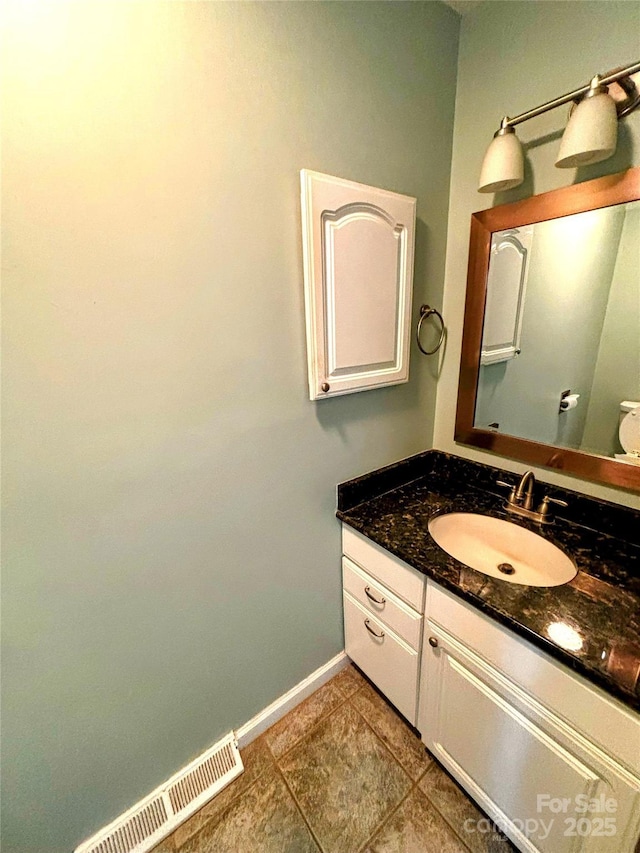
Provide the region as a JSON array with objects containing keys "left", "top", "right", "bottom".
[{"left": 455, "top": 167, "right": 640, "bottom": 492}]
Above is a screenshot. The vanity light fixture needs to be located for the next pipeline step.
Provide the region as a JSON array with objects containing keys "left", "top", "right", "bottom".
[
  {"left": 478, "top": 61, "right": 640, "bottom": 192},
  {"left": 556, "top": 75, "right": 618, "bottom": 168},
  {"left": 478, "top": 119, "right": 524, "bottom": 194}
]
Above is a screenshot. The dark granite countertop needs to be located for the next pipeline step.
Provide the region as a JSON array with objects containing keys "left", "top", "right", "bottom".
[{"left": 337, "top": 451, "right": 640, "bottom": 713}]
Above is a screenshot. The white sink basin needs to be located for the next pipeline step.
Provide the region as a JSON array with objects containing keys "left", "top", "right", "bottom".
[{"left": 428, "top": 512, "right": 577, "bottom": 587}]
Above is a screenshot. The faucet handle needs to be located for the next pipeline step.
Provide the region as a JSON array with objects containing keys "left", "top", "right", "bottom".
[
  {"left": 538, "top": 494, "right": 569, "bottom": 520},
  {"left": 543, "top": 496, "right": 569, "bottom": 508},
  {"left": 496, "top": 479, "right": 516, "bottom": 504}
]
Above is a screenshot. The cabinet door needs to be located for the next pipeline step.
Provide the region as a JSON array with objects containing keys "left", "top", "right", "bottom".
[
  {"left": 420, "top": 621, "right": 640, "bottom": 853},
  {"left": 301, "top": 170, "right": 416, "bottom": 400}
]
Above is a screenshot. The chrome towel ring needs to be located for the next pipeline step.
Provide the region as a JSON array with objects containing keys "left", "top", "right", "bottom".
[{"left": 416, "top": 304, "right": 445, "bottom": 355}]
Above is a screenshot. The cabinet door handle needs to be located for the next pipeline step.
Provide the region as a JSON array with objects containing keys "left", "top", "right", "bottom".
[
  {"left": 364, "top": 586, "right": 386, "bottom": 605},
  {"left": 428, "top": 636, "right": 439, "bottom": 648},
  {"left": 364, "top": 619, "right": 385, "bottom": 639}
]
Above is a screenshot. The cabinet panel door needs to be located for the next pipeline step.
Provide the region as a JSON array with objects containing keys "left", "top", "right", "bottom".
[
  {"left": 420, "top": 623, "right": 640, "bottom": 853},
  {"left": 301, "top": 170, "right": 416, "bottom": 400},
  {"left": 344, "top": 592, "right": 418, "bottom": 725}
]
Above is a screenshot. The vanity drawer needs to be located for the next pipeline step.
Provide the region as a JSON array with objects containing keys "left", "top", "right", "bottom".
[
  {"left": 344, "top": 591, "right": 419, "bottom": 725},
  {"left": 343, "top": 556, "right": 422, "bottom": 650},
  {"left": 342, "top": 525, "right": 425, "bottom": 612}
]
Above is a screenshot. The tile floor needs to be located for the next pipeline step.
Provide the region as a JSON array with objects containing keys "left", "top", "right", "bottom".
[{"left": 153, "top": 665, "right": 516, "bottom": 853}]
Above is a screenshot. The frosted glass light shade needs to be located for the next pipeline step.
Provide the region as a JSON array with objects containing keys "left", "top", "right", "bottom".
[
  {"left": 478, "top": 131, "right": 524, "bottom": 193},
  {"left": 556, "top": 92, "right": 618, "bottom": 168}
]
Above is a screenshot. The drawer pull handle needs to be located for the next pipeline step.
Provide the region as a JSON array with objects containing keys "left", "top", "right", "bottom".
[
  {"left": 364, "top": 619, "right": 385, "bottom": 639},
  {"left": 428, "top": 636, "right": 439, "bottom": 648},
  {"left": 364, "top": 586, "right": 386, "bottom": 605}
]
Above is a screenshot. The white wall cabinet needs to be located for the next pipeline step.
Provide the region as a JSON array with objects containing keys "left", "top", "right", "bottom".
[{"left": 301, "top": 171, "right": 416, "bottom": 400}]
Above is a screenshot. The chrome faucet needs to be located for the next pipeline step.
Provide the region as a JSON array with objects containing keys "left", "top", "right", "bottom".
[{"left": 497, "top": 471, "right": 568, "bottom": 523}]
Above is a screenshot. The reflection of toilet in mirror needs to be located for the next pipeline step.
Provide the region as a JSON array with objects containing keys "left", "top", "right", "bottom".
[{"left": 615, "top": 401, "right": 640, "bottom": 465}]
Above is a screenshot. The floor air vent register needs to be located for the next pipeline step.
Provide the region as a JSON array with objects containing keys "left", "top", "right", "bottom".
[{"left": 74, "top": 733, "right": 243, "bottom": 853}]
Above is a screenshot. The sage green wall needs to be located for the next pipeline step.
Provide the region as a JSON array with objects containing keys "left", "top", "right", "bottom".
[
  {"left": 434, "top": 0, "right": 640, "bottom": 508},
  {"left": 1, "top": 2, "right": 459, "bottom": 851}
]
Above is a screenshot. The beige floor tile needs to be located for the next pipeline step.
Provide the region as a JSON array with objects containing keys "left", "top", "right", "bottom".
[
  {"left": 332, "top": 662, "right": 367, "bottom": 698},
  {"left": 279, "top": 702, "right": 411, "bottom": 853},
  {"left": 364, "top": 788, "right": 470, "bottom": 853},
  {"left": 264, "top": 681, "right": 344, "bottom": 758},
  {"left": 176, "top": 765, "right": 319, "bottom": 853},
  {"left": 420, "top": 763, "right": 516, "bottom": 853},
  {"left": 351, "top": 682, "right": 432, "bottom": 780},
  {"left": 150, "top": 838, "right": 175, "bottom": 853},
  {"left": 172, "top": 736, "right": 274, "bottom": 848}
]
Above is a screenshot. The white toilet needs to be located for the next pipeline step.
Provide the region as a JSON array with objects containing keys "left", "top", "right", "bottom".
[{"left": 615, "top": 401, "right": 640, "bottom": 465}]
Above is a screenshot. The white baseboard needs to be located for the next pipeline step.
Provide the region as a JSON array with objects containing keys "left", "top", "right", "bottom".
[{"left": 235, "top": 651, "right": 349, "bottom": 748}]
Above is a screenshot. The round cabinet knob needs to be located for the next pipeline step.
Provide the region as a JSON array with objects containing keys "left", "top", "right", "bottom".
[
  {"left": 321, "top": 382, "right": 330, "bottom": 393},
  {"left": 428, "top": 636, "right": 439, "bottom": 648}
]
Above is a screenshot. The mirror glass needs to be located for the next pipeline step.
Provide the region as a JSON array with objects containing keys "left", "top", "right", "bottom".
[
  {"left": 455, "top": 167, "right": 640, "bottom": 490},
  {"left": 474, "top": 201, "right": 640, "bottom": 461}
]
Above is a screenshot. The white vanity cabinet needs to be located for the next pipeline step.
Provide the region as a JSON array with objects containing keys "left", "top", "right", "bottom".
[
  {"left": 419, "top": 582, "right": 640, "bottom": 853},
  {"left": 342, "top": 526, "right": 426, "bottom": 725}
]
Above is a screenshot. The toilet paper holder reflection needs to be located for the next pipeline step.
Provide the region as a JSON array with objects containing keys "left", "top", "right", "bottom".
[{"left": 559, "top": 389, "right": 580, "bottom": 413}]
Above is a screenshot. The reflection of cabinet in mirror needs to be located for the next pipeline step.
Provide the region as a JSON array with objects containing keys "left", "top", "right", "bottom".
[
  {"left": 480, "top": 227, "right": 532, "bottom": 366},
  {"left": 300, "top": 170, "right": 416, "bottom": 400}
]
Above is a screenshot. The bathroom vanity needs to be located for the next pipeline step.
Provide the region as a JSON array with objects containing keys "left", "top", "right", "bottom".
[{"left": 338, "top": 450, "right": 640, "bottom": 853}]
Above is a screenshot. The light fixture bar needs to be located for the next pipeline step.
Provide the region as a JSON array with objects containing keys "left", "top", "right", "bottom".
[{"left": 503, "top": 60, "right": 640, "bottom": 128}]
